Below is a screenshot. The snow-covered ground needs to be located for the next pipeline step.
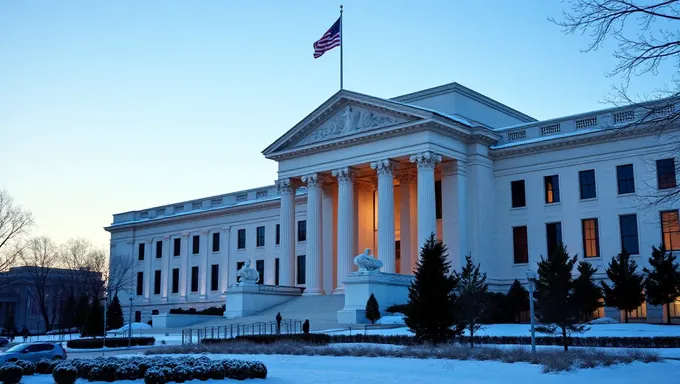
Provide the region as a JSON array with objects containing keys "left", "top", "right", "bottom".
[
  {"left": 326, "top": 323, "right": 680, "bottom": 338},
  {"left": 19, "top": 354, "right": 679, "bottom": 383}
]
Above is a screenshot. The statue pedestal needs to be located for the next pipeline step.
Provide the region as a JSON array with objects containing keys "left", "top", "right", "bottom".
[
  {"left": 224, "top": 285, "right": 304, "bottom": 319},
  {"left": 337, "top": 272, "right": 414, "bottom": 324}
]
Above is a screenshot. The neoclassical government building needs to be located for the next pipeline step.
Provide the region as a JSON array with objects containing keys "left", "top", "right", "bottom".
[{"left": 106, "top": 82, "right": 680, "bottom": 323}]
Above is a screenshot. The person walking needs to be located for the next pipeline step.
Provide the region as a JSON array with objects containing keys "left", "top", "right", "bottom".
[
  {"left": 275, "top": 312, "right": 282, "bottom": 335},
  {"left": 302, "top": 319, "right": 310, "bottom": 334}
]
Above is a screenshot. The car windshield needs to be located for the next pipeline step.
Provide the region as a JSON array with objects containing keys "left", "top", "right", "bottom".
[{"left": 5, "top": 344, "right": 27, "bottom": 352}]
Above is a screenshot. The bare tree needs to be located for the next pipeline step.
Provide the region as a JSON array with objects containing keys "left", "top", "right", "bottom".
[
  {"left": 21, "top": 236, "right": 59, "bottom": 330},
  {"left": 60, "top": 238, "right": 108, "bottom": 300},
  {"left": 107, "top": 252, "right": 136, "bottom": 297},
  {"left": 552, "top": 0, "right": 680, "bottom": 206},
  {"left": 0, "top": 189, "right": 34, "bottom": 291}
]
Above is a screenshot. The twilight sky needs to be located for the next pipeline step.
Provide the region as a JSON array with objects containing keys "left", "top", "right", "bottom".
[{"left": 0, "top": 0, "right": 672, "bottom": 248}]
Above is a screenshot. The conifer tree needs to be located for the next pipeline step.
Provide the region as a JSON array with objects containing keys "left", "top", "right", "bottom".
[
  {"left": 572, "top": 261, "right": 603, "bottom": 321},
  {"left": 601, "top": 249, "right": 645, "bottom": 323},
  {"left": 82, "top": 296, "right": 104, "bottom": 337},
  {"left": 365, "top": 293, "right": 381, "bottom": 324},
  {"left": 74, "top": 294, "right": 89, "bottom": 330},
  {"left": 60, "top": 295, "right": 76, "bottom": 332},
  {"left": 106, "top": 294, "right": 124, "bottom": 330},
  {"left": 3, "top": 309, "right": 16, "bottom": 336},
  {"left": 506, "top": 279, "right": 529, "bottom": 323},
  {"left": 454, "top": 255, "right": 488, "bottom": 347},
  {"left": 405, "top": 234, "right": 461, "bottom": 344},
  {"left": 535, "top": 244, "right": 585, "bottom": 351},
  {"left": 643, "top": 245, "right": 680, "bottom": 324}
]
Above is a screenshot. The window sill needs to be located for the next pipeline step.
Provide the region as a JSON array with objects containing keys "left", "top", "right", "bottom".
[
  {"left": 544, "top": 202, "right": 561, "bottom": 207},
  {"left": 580, "top": 197, "right": 598, "bottom": 202},
  {"left": 211, "top": 251, "right": 220, "bottom": 254},
  {"left": 617, "top": 193, "right": 636, "bottom": 197},
  {"left": 583, "top": 257, "right": 601, "bottom": 261},
  {"left": 513, "top": 262, "right": 530, "bottom": 266},
  {"left": 510, "top": 206, "right": 527, "bottom": 211},
  {"left": 256, "top": 245, "right": 265, "bottom": 249},
  {"left": 237, "top": 248, "right": 246, "bottom": 252}
]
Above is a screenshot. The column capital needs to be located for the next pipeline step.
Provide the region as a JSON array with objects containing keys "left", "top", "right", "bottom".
[
  {"left": 409, "top": 151, "right": 442, "bottom": 171},
  {"left": 332, "top": 167, "right": 356, "bottom": 184},
  {"left": 395, "top": 170, "right": 417, "bottom": 185},
  {"left": 301, "top": 173, "right": 325, "bottom": 189},
  {"left": 276, "top": 178, "right": 295, "bottom": 194},
  {"left": 370, "top": 159, "right": 396, "bottom": 176},
  {"left": 163, "top": 235, "right": 171, "bottom": 240},
  {"left": 181, "top": 233, "right": 190, "bottom": 238}
]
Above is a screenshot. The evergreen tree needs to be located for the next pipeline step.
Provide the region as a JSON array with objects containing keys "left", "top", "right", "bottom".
[
  {"left": 601, "top": 249, "right": 645, "bottom": 323},
  {"left": 643, "top": 245, "right": 680, "bottom": 324},
  {"left": 106, "top": 294, "right": 124, "bottom": 331},
  {"left": 365, "top": 293, "right": 381, "bottom": 324},
  {"left": 454, "top": 255, "right": 488, "bottom": 347},
  {"left": 535, "top": 244, "right": 585, "bottom": 351},
  {"left": 74, "top": 294, "right": 89, "bottom": 330},
  {"left": 60, "top": 295, "right": 76, "bottom": 332},
  {"left": 572, "top": 261, "right": 603, "bottom": 321},
  {"left": 82, "top": 296, "right": 104, "bottom": 337},
  {"left": 506, "top": 279, "right": 529, "bottom": 323},
  {"left": 3, "top": 309, "right": 16, "bottom": 336},
  {"left": 405, "top": 234, "right": 461, "bottom": 344}
]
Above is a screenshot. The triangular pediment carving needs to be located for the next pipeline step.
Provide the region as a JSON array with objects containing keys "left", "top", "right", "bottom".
[{"left": 292, "top": 104, "right": 410, "bottom": 148}]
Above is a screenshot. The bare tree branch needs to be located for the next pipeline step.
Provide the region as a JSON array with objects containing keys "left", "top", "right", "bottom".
[
  {"left": 0, "top": 189, "right": 34, "bottom": 292},
  {"left": 21, "top": 236, "right": 59, "bottom": 331}
]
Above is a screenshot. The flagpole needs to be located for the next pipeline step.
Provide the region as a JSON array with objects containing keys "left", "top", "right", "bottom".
[{"left": 340, "top": 4, "right": 343, "bottom": 90}]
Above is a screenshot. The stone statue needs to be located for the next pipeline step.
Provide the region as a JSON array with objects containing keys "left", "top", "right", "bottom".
[
  {"left": 236, "top": 259, "right": 260, "bottom": 286},
  {"left": 353, "top": 248, "right": 383, "bottom": 273}
]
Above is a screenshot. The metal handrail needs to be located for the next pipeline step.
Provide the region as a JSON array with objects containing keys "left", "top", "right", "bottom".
[{"left": 181, "top": 318, "right": 303, "bottom": 345}]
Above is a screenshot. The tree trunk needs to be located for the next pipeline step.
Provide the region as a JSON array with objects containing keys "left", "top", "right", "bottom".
[
  {"left": 562, "top": 326, "right": 568, "bottom": 351},
  {"left": 624, "top": 310, "right": 629, "bottom": 323},
  {"left": 470, "top": 326, "right": 474, "bottom": 348},
  {"left": 667, "top": 302, "right": 672, "bottom": 325}
]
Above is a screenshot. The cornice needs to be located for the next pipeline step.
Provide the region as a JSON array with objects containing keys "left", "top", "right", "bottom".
[{"left": 105, "top": 195, "right": 307, "bottom": 233}]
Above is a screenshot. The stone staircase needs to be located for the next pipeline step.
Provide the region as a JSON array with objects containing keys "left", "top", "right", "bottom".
[{"left": 191, "top": 294, "right": 347, "bottom": 332}]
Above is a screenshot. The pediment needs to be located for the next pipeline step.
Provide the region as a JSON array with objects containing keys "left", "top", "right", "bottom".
[{"left": 293, "top": 104, "right": 410, "bottom": 147}]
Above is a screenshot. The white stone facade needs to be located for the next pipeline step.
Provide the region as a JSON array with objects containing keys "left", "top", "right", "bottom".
[{"left": 106, "top": 82, "right": 680, "bottom": 323}]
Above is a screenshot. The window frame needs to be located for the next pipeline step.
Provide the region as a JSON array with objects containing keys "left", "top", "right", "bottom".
[
  {"left": 212, "top": 232, "right": 220, "bottom": 253},
  {"left": 210, "top": 264, "right": 219, "bottom": 291},
  {"left": 511, "top": 180, "right": 526, "bottom": 208},
  {"left": 190, "top": 266, "right": 199, "bottom": 293},
  {"left": 661, "top": 210, "right": 680, "bottom": 251},
  {"left": 657, "top": 158, "right": 677, "bottom": 190},
  {"left": 581, "top": 218, "right": 601, "bottom": 258},
  {"left": 256, "top": 259, "right": 265, "bottom": 285},
  {"left": 616, "top": 164, "right": 635, "bottom": 195},
  {"left": 192, "top": 235, "right": 200, "bottom": 254},
  {"left": 276, "top": 224, "right": 280, "bottom": 245},
  {"left": 619, "top": 214, "right": 640, "bottom": 255},
  {"left": 512, "top": 226, "right": 529, "bottom": 264},
  {"left": 153, "top": 270, "right": 161, "bottom": 295},
  {"left": 155, "top": 240, "right": 163, "bottom": 259},
  {"left": 275, "top": 258, "right": 280, "bottom": 285},
  {"left": 297, "top": 255, "right": 306, "bottom": 285},
  {"left": 544, "top": 175, "right": 560, "bottom": 204},
  {"left": 171, "top": 268, "right": 179, "bottom": 294},
  {"left": 173, "top": 238, "right": 181, "bottom": 257},
  {"left": 256, "top": 226, "right": 265, "bottom": 247},
  {"left": 298, "top": 220, "right": 307, "bottom": 242},
  {"left": 237, "top": 229, "right": 246, "bottom": 249},
  {"left": 546, "top": 222, "right": 562, "bottom": 259},
  {"left": 138, "top": 243, "right": 145, "bottom": 261},
  {"left": 136, "top": 271, "right": 143, "bottom": 295},
  {"left": 579, "top": 169, "right": 597, "bottom": 200}
]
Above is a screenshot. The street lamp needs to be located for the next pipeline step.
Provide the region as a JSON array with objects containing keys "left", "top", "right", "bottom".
[
  {"left": 128, "top": 293, "right": 134, "bottom": 347},
  {"left": 526, "top": 269, "right": 537, "bottom": 360},
  {"left": 102, "top": 294, "right": 108, "bottom": 356}
]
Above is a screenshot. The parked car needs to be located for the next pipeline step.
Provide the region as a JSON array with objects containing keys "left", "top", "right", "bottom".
[
  {"left": 0, "top": 337, "right": 8, "bottom": 347},
  {"left": 0, "top": 343, "right": 67, "bottom": 363}
]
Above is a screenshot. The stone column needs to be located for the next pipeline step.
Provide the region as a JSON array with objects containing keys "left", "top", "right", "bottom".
[
  {"left": 220, "top": 227, "right": 231, "bottom": 296},
  {"left": 302, "top": 173, "right": 324, "bottom": 295},
  {"left": 397, "top": 171, "right": 416, "bottom": 274},
  {"left": 161, "top": 236, "right": 170, "bottom": 301},
  {"left": 322, "top": 186, "right": 335, "bottom": 294},
  {"left": 332, "top": 167, "right": 356, "bottom": 292},
  {"left": 277, "top": 178, "right": 296, "bottom": 286},
  {"left": 410, "top": 151, "right": 441, "bottom": 249},
  {"left": 179, "top": 233, "right": 190, "bottom": 301},
  {"left": 143, "top": 240, "right": 152, "bottom": 303},
  {"left": 371, "top": 159, "right": 396, "bottom": 273},
  {"left": 441, "top": 161, "right": 467, "bottom": 271},
  {"left": 199, "top": 231, "right": 209, "bottom": 299}
]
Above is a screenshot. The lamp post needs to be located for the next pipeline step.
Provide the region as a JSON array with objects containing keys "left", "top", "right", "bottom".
[
  {"left": 102, "top": 294, "right": 108, "bottom": 356},
  {"left": 526, "top": 269, "right": 537, "bottom": 360},
  {"left": 128, "top": 294, "right": 134, "bottom": 347}
]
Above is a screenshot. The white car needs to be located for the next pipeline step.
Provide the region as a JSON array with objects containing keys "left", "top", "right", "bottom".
[{"left": 0, "top": 343, "right": 67, "bottom": 363}]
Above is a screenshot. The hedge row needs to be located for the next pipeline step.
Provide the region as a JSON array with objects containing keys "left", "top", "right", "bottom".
[
  {"left": 202, "top": 333, "right": 680, "bottom": 348},
  {"left": 0, "top": 357, "right": 266, "bottom": 384},
  {"left": 66, "top": 337, "right": 155, "bottom": 349},
  {"left": 169, "top": 305, "right": 225, "bottom": 316}
]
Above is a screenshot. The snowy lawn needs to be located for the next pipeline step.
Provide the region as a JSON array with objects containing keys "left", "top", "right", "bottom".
[{"left": 21, "top": 354, "right": 677, "bottom": 384}]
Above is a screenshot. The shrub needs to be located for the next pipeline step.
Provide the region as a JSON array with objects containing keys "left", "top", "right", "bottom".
[
  {"left": 208, "top": 363, "right": 225, "bottom": 380},
  {"left": 365, "top": 294, "right": 381, "bottom": 324},
  {"left": 169, "top": 305, "right": 225, "bottom": 316},
  {"left": 144, "top": 367, "right": 170, "bottom": 384},
  {"left": 66, "top": 336, "right": 155, "bottom": 349},
  {"left": 36, "top": 359, "right": 57, "bottom": 374},
  {"left": 115, "top": 363, "right": 140, "bottom": 381},
  {"left": 0, "top": 363, "right": 22, "bottom": 384},
  {"left": 385, "top": 304, "right": 408, "bottom": 314},
  {"left": 52, "top": 363, "right": 78, "bottom": 384},
  {"left": 203, "top": 333, "right": 331, "bottom": 345},
  {"left": 192, "top": 364, "right": 209, "bottom": 381},
  {"left": 170, "top": 366, "right": 191, "bottom": 383},
  {"left": 14, "top": 360, "right": 35, "bottom": 375}
]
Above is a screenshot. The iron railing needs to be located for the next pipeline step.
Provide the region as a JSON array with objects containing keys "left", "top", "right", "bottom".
[{"left": 181, "top": 318, "right": 303, "bottom": 345}]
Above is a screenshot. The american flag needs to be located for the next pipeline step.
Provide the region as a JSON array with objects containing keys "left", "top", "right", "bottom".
[{"left": 313, "top": 17, "right": 341, "bottom": 59}]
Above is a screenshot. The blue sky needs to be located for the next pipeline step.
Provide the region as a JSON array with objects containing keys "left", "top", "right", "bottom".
[{"left": 0, "top": 0, "right": 672, "bottom": 247}]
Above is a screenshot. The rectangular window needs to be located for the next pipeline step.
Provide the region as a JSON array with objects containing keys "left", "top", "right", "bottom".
[
  {"left": 154, "top": 270, "right": 161, "bottom": 295},
  {"left": 546, "top": 222, "right": 562, "bottom": 258},
  {"left": 236, "top": 261, "right": 244, "bottom": 283},
  {"left": 135, "top": 311, "right": 141, "bottom": 323},
  {"left": 619, "top": 214, "right": 639, "bottom": 255},
  {"left": 298, "top": 220, "right": 307, "bottom": 242},
  {"left": 435, "top": 180, "right": 442, "bottom": 219},
  {"left": 138, "top": 243, "right": 145, "bottom": 261},
  {"left": 211, "top": 264, "right": 219, "bottom": 291},
  {"left": 212, "top": 232, "right": 220, "bottom": 252},
  {"left": 256, "top": 260, "right": 265, "bottom": 284},
  {"left": 512, "top": 226, "right": 528, "bottom": 264},
  {"left": 276, "top": 224, "right": 280, "bottom": 245},
  {"left": 579, "top": 170, "right": 597, "bottom": 199},
  {"left": 661, "top": 210, "right": 680, "bottom": 251},
  {"left": 511, "top": 180, "right": 526, "bottom": 208},
  {"left": 582, "top": 218, "right": 600, "bottom": 258},
  {"left": 617, "top": 164, "right": 635, "bottom": 194},
  {"left": 657, "top": 158, "right": 677, "bottom": 190},
  {"left": 191, "top": 266, "right": 199, "bottom": 293},
  {"left": 237, "top": 229, "right": 246, "bottom": 249},
  {"left": 172, "top": 268, "right": 179, "bottom": 294},
  {"left": 275, "top": 258, "right": 280, "bottom": 285},
  {"left": 136, "top": 272, "right": 143, "bottom": 295},
  {"left": 544, "top": 175, "right": 560, "bottom": 204},
  {"left": 156, "top": 240, "right": 162, "bottom": 259},
  {"left": 256, "top": 226, "right": 265, "bottom": 247},
  {"left": 297, "top": 255, "right": 306, "bottom": 284},
  {"left": 173, "top": 238, "right": 181, "bottom": 256},
  {"left": 192, "top": 235, "right": 200, "bottom": 254}
]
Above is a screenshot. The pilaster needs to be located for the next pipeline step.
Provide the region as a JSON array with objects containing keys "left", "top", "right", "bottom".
[
  {"left": 199, "top": 230, "right": 209, "bottom": 299},
  {"left": 179, "top": 233, "right": 190, "bottom": 301},
  {"left": 161, "top": 236, "right": 170, "bottom": 301}
]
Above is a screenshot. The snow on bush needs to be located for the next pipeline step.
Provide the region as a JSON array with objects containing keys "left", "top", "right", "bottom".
[
  {"left": 376, "top": 314, "right": 406, "bottom": 325},
  {"left": 143, "top": 367, "right": 171, "bottom": 384},
  {"left": 35, "top": 359, "right": 57, "bottom": 375},
  {"left": 0, "top": 363, "right": 23, "bottom": 384},
  {"left": 590, "top": 317, "right": 618, "bottom": 324},
  {"left": 111, "top": 322, "right": 152, "bottom": 333},
  {"left": 52, "top": 363, "right": 78, "bottom": 384},
  {"left": 14, "top": 360, "right": 35, "bottom": 375}
]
